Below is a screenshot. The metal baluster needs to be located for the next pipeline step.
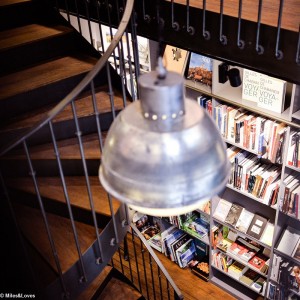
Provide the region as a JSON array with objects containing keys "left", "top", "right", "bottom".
[
  {"left": 148, "top": 253, "right": 156, "bottom": 300},
  {"left": 142, "top": 0, "right": 150, "bottom": 23},
  {"left": 171, "top": 0, "right": 179, "bottom": 31},
  {"left": 96, "top": 1, "right": 105, "bottom": 54},
  {"left": 74, "top": 0, "right": 82, "bottom": 35},
  {"left": 110, "top": 258, "right": 115, "bottom": 268},
  {"left": 219, "top": 0, "right": 227, "bottom": 45},
  {"left": 23, "top": 140, "right": 68, "bottom": 298},
  {"left": 106, "top": 0, "right": 118, "bottom": 68},
  {"left": 296, "top": 25, "right": 300, "bottom": 64},
  {"left": 71, "top": 101, "right": 103, "bottom": 264},
  {"left": 118, "top": 248, "right": 124, "bottom": 274},
  {"left": 131, "top": 230, "right": 142, "bottom": 291},
  {"left": 106, "top": 63, "right": 116, "bottom": 120},
  {"left": 64, "top": 0, "right": 70, "bottom": 22},
  {"left": 255, "top": 0, "right": 264, "bottom": 54},
  {"left": 275, "top": 0, "right": 284, "bottom": 59},
  {"left": 158, "top": 268, "right": 163, "bottom": 300},
  {"left": 130, "top": 11, "right": 141, "bottom": 98},
  {"left": 90, "top": 80, "right": 104, "bottom": 153},
  {"left": 202, "top": 0, "right": 210, "bottom": 40},
  {"left": 140, "top": 240, "right": 150, "bottom": 299},
  {"left": 124, "top": 29, "right": 135, "bottom": 103},
  {"left": 84, "top": 0, "right": 94, "bottom": 45},
  {"left": 107, "top": 193, "right": 119, "bottom": 245},
  {"left": 237, "top": 0, "right": 245, "bottom": 49},
  {"left": 186, "top": 0, "right": 195, "bottom": 35},
  {"left": 125, "top": 234, "right": 134, "bottom": 283},
  {"left": 166, "top": 279, "right": 170, "bottom": 300},
  {"left": 49, "top": 121, "right": 87, "bottom": 283}
]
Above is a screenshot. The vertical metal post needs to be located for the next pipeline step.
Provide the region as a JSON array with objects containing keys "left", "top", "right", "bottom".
[
  {"left": 131, "top": 230, "right": 142, "bottom": 291},
  {"left": 84, "top": 0, "right": 94, "bottom": 45},
  {"left": 106, "top": 63, "right": 116, "bottom": 120},
  {"left": 64, "top": 0, "right": 70, "bottom": 22},
  {"left": 118, "top": 248, "right": 125, "bottom": 274},
  {"left": 158, "top": 268, "right": 163, "bottom": 300},
  {"left": 296, "top": 26, "right": 300, "bottom": 64},
  {"left": 219, "top": 0, "right": 227, "bottom": 45},
  {"left": 140, "top": 240, "right": 150, "bottom": 299},
  {"left": 74, "top": 0, "right": 82, "bottom": 34},
  {"left": 255, "top": 0, "right": 264, "bottom": 54},
  {"left": 107, "top": 193, "right": 119, "bottom": 244},
  {"left": 186, "top": 0, "right": 194, "bottom": 35},
  {"left": 237, "top": 0, "right": 245, "bottom": 49},
  {"left": 71, "top": 101, "right": 103, "bottom": 263},
  {"left": 166, "top": 279, "right": 171, "bottom": 300},
  {"left": 171, "top": 0, "right": 179, "bottom": 31},
  {"left": 149, "top": 253, "right": 156, "bottom": 300},
  {"left": 142, "top": 0, "right": 150, "bottom": 22},
  {"left": 275, "top": 0, "right": 284, "bottom": 59},
  {"left": 48, "top": 121, "right": 87, "bottom": 283},
  {"left": 23, "top": 140, "right": 68, "bottom": 298},
  {"left": 202, "top": 0, "right": 210, "bottom": 40}
]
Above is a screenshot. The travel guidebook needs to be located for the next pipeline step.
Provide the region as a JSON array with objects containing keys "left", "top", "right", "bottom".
[{"left": 185, "top": 52, "right": 213, "bottom": 92}]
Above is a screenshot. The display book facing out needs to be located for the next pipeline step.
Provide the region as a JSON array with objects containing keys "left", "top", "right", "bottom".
[
  {"left": 175, "top": 48, "right": 300, "bottom": 299},
  {"left": 132, "top": 201, "right": 211, "bottom": 281}
]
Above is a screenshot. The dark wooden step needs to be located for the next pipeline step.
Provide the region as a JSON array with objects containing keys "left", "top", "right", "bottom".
[
  {"left": 13, "top": 202, "right": 100, "bottom": 274},
  {"left": 0, "top": 54, "right": 106, "bottom": 121},
  {"left": 6, "top": 176, "right": 121, "bottom": 218},
  {"left": 0, "top": 87, "right": 126, "bottom": 147},
  {"left": 0, "top": 23, "right": 77, "bottom": 75}
]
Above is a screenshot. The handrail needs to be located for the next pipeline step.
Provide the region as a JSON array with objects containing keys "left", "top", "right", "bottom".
[
  {"left": 0, "top": 0, "right": 134, "bottom": 157},
  {"left": 130, "top": 222, "right": 184, "bottom": 300}
]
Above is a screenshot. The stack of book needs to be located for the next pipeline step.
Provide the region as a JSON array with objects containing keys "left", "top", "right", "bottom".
[
  {"left": 286, "top": 130, "right": 300, "bottom": 168},
  {"left": 276, "top": 226, "right": 300, "bottom": 260},
  {"left": 228, "top": 261, "right": 248, "bottom": 280}
]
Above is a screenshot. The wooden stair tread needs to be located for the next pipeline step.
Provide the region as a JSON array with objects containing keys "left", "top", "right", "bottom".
[
  {"left": 0, "top": 0, "right": 31, "bottom": 7},
  {"left": 0, "top": 24, "right": 73, "bottom": 51},
  {"left": 14, "top": 203, "right": 99, "bottom": 273},
  {"left": 0, "top": 55, "right": 97, "bottom": 100},
  {"left": 97, "top": 277, "right": 143, "bottom": 300},
  {"left": 0, "top": 88, "right": 126, "bottom": 132},
  {"left": 7, "top": 176, "right": 121, "bottom": 216},
  {"left": 4, "top": 133, "right": 105, "bottom": 160},
  {"left": 77, "top": 265, "right": 113, "bottom": 300}
]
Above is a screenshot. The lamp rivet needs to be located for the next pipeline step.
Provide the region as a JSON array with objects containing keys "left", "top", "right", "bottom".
[
  {"left": 172, "top": 113, "right": 177, "bottom": 119},
  {"left": 152, "top": 114, "right": 158, "bottom": 120},
  {"left": 162, "top": 114, "right": 167, "bottom": 120},
  {"left": 179, "top": 110, "right": 184, "bottom": 116},
  {"left": 144, "top": 112, "right": 149, "bottom": 118}
]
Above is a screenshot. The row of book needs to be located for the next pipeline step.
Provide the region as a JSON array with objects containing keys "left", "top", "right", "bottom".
[
  {"left": 212, "top": 250, "right": 267, "bottom": 294},
  {"left": 269, "top": 254, "right": 300, "bottom": 299},
  {"left": 279, "top": 173, "right": 300, "bottom": 219},
  {"left": 213, "top": 198, "right": 274, "bottom": 246},
  {"left": 227, "top": 145, "right": 281, "bottom": 206},
  {"left": 276, "top": 226, "right": 300, "bottom": 260},
  {"left": 198, "top": 95, "right": 287, "bottom": 164},
  {"left": 213, "top": 225, "right": 270, "bottom": 274},
  {"left": 287, "top": 131, "right": 300, "bottom": 168}
]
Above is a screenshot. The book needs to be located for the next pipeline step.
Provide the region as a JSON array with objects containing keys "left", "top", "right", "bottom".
[
  {"left": 246, "top": 214, "right": 268, "bottom": 240},
  {"left": 235, "top": 209, "right": 255, "bottom": 233},
  {"left": 240, "top": 268, "right": 260, "bottom": 285},
  {"left": 228, "top": 261, "right": 247, "bottom": 279},
  {"left": 259, "top": 223, "right": 274, "bottom": 246},
  {"left": 176, "top": 238, "right": 196, "bottom": 268},
  {"left": 169, "top": 233, "right": 189, "bottom": 262},
  {"left": 248, "top": 252, "right": 269, "bottom": 273},
  {"left": 185, "top": 52, "right": 213, "bottom": 90},
  {"left": 224, "top": 204, "right": 244, "bottom": 227},
  {"left": 217, "top": 238, "right": 233, "bottom": 252},
  {"left": 213, "top": 198, "right": 232, "bottom": 222},
  {"left": 148, "top": 232, "right": 162, "bottom": 252},
  {"left": 292, "top": 239, "right": 300, "bottom": 260},
  {"left": 163, "top": 45, "right": 189, "bottom": 75},
  {"left": 277, "top": 226, "right": 300, "bottom": 256},
  {"left": 251, "top": 276, "right": 266, "bottom": 293},
  {"left": 242, "top": 69, "right": 261, "bottom": 102}
]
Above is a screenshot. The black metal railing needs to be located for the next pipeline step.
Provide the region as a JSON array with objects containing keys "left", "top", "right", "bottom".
[{"left": 111, "top": 224, "right": 184, "bottom": 300}]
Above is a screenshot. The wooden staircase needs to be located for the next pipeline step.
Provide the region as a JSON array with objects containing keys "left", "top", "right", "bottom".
[{"left": 0, "top": 0, "right": 143, "bottom": 299}]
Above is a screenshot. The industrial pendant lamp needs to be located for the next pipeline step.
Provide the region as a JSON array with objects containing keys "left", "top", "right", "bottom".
[{"left": 99, "top": 58, "right": 230, "bottom": 216}]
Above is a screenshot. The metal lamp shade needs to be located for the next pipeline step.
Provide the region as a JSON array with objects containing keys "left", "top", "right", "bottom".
[{"left": 99, "top": 69, "right": 230, "bottom": 216}]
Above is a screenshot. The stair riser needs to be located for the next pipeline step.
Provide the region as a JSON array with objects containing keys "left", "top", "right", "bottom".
[
  {"left": 0, "top": 33, "right": 78, "bottom": 75},
  {"left": 1, "top": 159, "right": 100, "bottom": 177},
  {"left": 9, "top": 188, "right": 111, "bottom": 229},
  {"left": 0, "top": 111, "right": 115, "bottom": 147},
  {"left": 1, "top": 73, "right": 108, "bottom": 121}
]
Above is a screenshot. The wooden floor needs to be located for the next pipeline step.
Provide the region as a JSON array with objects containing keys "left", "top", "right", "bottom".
[{"left": 112, "top": 233, "right": 238, "bottom": 300}]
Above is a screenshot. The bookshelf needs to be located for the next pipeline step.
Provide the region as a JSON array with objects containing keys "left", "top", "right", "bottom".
[
  {"left": 182, "top": 51, "right": 300, "bottom": 299},
  {"left": 131, "top": 45, "right": 300, "bottom": 300}
]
